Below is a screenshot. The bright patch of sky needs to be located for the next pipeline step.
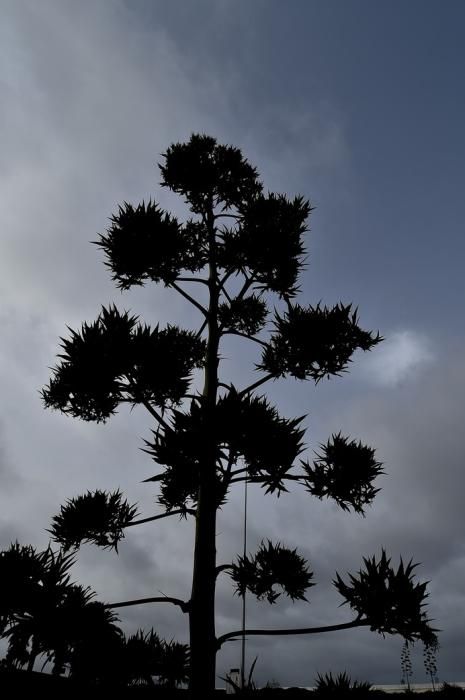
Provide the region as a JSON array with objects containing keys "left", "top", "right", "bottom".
[{"left": 357, "top": 330, "right": 434, "bottom": 387}]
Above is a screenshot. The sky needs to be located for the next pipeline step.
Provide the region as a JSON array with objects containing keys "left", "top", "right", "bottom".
[{"left": 1, "top": 0, "right": 465, "bottom": 688}]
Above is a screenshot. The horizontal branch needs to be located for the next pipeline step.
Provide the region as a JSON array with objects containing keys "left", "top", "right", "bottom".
[
  {"left": 229, "top": 472, "right": 306, "bottom": 487},
  {"left": 223, "top": 330, "right": 268, "bottom": 348},
  {"left": 170, "top": 282, "right": 208, "bottom": 317},
  {"left": 175, "top": 277, "right": 209, "bottom": 285},
  {"left": 230, "top": 475, "right": 263, "bottom": 485},
  {"left": 214, "top": 213, "right": 242, "bottom": 221},
  {"left": 216, "top": 618, "right": 369, "bottom": 649},
  {"left": 230, "top": 473, "right": 307, "bottom": 485},
  {"left": 230, "top": 467, "right": 248, "bottom": 478},
  {"left": 105, "top": 596, "right": 189, "bottom": 614},
  {"left": 126, "top": 509, "right": 195, "bottom": 528}
]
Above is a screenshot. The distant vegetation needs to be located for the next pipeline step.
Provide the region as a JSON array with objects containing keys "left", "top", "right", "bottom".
[{"left": 0, "top": 543, "right": 189, "bottom": 687}]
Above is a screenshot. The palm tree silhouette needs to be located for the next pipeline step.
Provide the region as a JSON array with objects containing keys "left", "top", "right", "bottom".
[
  {"left": 1, "top": 541, "right": 190, "bottom": 687},
  {"left": 0, "top": 542, "right": 122, "bottom": 677}
]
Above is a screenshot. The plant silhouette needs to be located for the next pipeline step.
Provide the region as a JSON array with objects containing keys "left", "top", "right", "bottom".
[
  {"left": 28, "top": 134, "right": 437, "bottom": 693},
  {"left": 0, "top": 541, "right": 190, "bottom": 687},
  {"left": 0, "top": 542, "right": 120, "bottom": 677},
  {"left": 313, "top": 671, "right": 372, "bottom": 695}
]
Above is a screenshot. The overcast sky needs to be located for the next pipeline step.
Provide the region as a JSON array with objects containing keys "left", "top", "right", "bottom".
[{"left": 1, "top": 0, "right": 465, "bottom": 688}]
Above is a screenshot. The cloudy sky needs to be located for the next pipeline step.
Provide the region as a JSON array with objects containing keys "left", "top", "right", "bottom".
[{"left": 1, "top": 0, "right": 465, "bottom": 688}]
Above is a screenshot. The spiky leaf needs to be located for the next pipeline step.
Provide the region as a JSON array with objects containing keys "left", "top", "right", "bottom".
[
  {"left": 313, "top": 671, "right": 372, "bottom": 695},
  {"left": 119, "top": 628, "right": 162, "bottom": 686},
  {"left": 158, "top": 639, "right": 191, "bottom": 688}
]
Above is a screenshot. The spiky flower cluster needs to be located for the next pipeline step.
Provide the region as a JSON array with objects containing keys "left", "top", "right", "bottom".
[
  {"left": 260, "top": 303, "right": 381, "bottom": 381},
  {"left": 334, "top": 551, "right": 433, "bottom": 642},
  {"left": 231, "top": 540, "right": 314, "bottom": 604},
  {"left": 42, "top": 305, "right": 205, "bottom": 422},
  {"left": 144, "top": 389, "right": 306, "bottom": 511},
  {"left": 49, "top": 490, "right": 138, "bottom": 551},
  {"left": 302, "top": 433, "right": 384, "bottom": 514}
]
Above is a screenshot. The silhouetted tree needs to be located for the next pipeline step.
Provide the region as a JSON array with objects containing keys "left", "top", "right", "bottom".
[
  {"left": 0, "top": 542, "right": 189, "bottom": 687},
  {"left": 0, "top": 542, "right": 120, "bottom": 675},
  {"left": 41, "top": 134, "right": 436, "bottom": 694}
]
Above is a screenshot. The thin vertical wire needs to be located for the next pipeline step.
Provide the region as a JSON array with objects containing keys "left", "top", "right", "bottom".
[{"left": 240, "top": 470, "right": 248, "bottom": 689}]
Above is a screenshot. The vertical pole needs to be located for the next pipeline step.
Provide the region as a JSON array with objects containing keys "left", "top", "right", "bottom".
[{"left": 240, "top": 470, "right": 248, "bottom": 689}]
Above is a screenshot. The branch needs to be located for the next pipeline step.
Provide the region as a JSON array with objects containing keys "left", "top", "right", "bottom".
[
  {"left": 230, "top": 467, "right": 248, "bottom": 478},
  {"left": 126, "top": 509, "right": 195, "bottom": 527},
  {"left": 215, "top": 563, "right": 233, "bottom": 577},
  {"left": 217, "top": 447, "right": 237, "bottom": 500},
  {"left": 238, "top": 373, "right": 276, "bottom": 398},
  {"left": 218, "top": 267, "right": 235, "bottom": 303},
  {"left": 196, "top": 318, "right": 208, "bottom": 339},
  {"left": 223, "top": 330, "right": 268, "bottom": 348},
  {"left": 235, "top": 275, "right": 254, "bottom": 303},
  {"left": 225, "top": 446, "right": 236, "bottom": 477},
  {"left": 220, "top": 286, "right": 233, "bottom": 304},
  {"left": 230, "top": 475, "right": 263, "bottom": 485},
  {"left": 123, "top": 375, "right": 172, "bottom": 432},
  {"left": 175, "top": 277, "right": 209, "bottom": 286},
  {"left": 280, "top": 474, "right": 307, "bottom": 483},
  {"left": 217, "top": 267, "right": 255, "bottom": 309},
  {"left": 216, "top": 618, "right": 370, "bottom": 649},
  {"left": 140, "top": 400, "right": 171, "bottom": 432},
  {"left": 218, "top": 267, "right": 235, "bottom": 291},
  {"left": 170, "top": 282, "right": 208, "bottom": 317},
  {"left": 105, "top": 596, "right": 190, "bottom": 614},
  {"left": 230, "top": 473, "right": 308, "bottom": 486},
  {"left": 214, "top": 213, "right": 242, "bottom": 221}
]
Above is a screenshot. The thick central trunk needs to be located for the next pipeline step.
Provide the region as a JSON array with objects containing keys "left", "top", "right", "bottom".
[
  {"left": 189, "top": 206, "right": 219, "bottom": 695},
  {"left": 189, "top": 472, "right": 218, "bottom": 694}
]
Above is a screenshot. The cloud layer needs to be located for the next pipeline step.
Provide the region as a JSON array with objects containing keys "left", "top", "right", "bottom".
[{"left": 1, "top": 0, "right": 464, "bottom": 688}]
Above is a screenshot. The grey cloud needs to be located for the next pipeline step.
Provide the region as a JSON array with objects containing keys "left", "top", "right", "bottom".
[{"left": 1, "top": 0, "right": 463, "bottom": 690}]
